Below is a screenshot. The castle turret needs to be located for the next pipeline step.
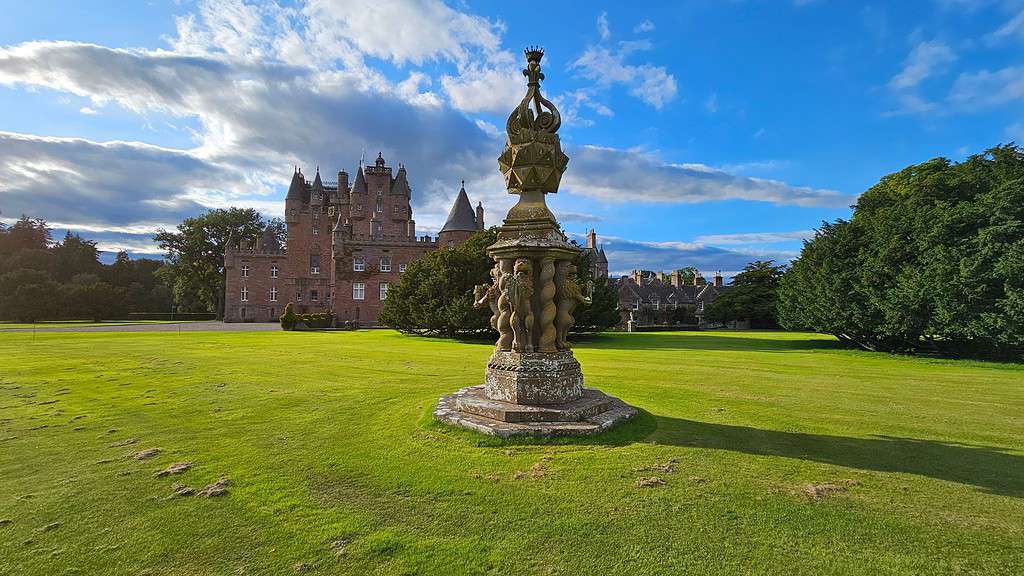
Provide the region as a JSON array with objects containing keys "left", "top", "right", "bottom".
[
  {"left": 438, "top": 180, "right": 478, "bottom": 248},
  {"left": 714, "top": 271, "right": 723, "bottom": 287},
  {"left": 285, "top": 167, "right": 305, "bottom": 224},
  {"left": 351, "top": 166, "right": 367, "bottom": 195},
  {"left": 586, "top": 228, "right": 597, "bottom": 250},
  {"left": 392, "top": 164, "right": 411, "bottom": 196},
  {"left": 311, "top": 167, "right": 324, "bottom": 205},
  {"left": 475, "top": 201, "right": 484, "bottom": 230}
]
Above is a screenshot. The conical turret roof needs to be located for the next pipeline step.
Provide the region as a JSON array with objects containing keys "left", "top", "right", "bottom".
[
  {"left": 391, "top": 164, "right": 411, "bottom": 196},
  {"left": 440, "top": 181, "right": 477, "bottom": 233},
  {"left": 286, "top": 168, "right": 305, "bottom": 201},
  {"left": 351, "top": 166, "right": 367, "bottom": 194}
]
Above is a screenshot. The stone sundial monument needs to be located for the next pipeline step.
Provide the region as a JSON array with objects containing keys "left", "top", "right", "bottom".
[{"left": 434, "top": 47, "right": 637, "bottom": 437}]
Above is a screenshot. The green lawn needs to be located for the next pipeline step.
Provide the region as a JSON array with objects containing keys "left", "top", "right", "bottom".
[
  {"left": 0, "top": 320, "right": 202, "bottom": 329},
  {"left": 1, "top": 330, "right": 1022, "bottom": 575}
]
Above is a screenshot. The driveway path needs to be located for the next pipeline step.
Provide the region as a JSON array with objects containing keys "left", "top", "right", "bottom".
[{"left": 0, "top": 322, "right": 281, "bottom": 333}]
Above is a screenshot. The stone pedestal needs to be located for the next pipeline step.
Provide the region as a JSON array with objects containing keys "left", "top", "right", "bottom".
[
  {"left": 433, "top": 47, "right": 637, "bottom": 438},
  {"left": 484, "top": 350, "right": 582, "bottom": 404}
]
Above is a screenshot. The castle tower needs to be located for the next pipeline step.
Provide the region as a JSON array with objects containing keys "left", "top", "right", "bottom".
[
  {"left": 476, "top": 202, "right": 485, "bottom": 230},
  {"left": 438, "top": 180, "right": 479, "bottom": 248}
]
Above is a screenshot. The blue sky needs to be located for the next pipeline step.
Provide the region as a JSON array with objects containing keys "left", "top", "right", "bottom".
[{"left": 1, "top": 0, "right": 1022, "bottom": 276}]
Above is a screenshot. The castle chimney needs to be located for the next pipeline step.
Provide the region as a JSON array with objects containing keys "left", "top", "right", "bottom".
[
  {"left": 408, "top": 219, "right": 416, "bottom": 240},
  {"left": 693, "top": 270, "right": 701, "bottom": 285},
  {"left": 714, "top": 271, "right": 723, "bottom": 287},
  {"left": 631, "top": 269, "right": 642, "bottom": 284},
  {"left": 475, "top": 202, "right": 484, "bottom": 230},
  {"left": 670, "top": 271, "right": 681, "bottom": 288},
  {"left": 586, "top": 228, "right": 597, "bottom": 249}
]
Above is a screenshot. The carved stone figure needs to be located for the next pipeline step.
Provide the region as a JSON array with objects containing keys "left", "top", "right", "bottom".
[
  {"left": 473, "top": 263, "right": 501, "bottom": 330},
  {"left": 506, "top": 258, "right": 535, "bottom": 352},
  {"left": 555, "top": 263, "right": 592, "bottom": 350}
]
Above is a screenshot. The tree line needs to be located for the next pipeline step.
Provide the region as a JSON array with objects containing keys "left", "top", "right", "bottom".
[
  {"left": 778, "top": 144, "right": 1023, "bottom": 360},
  {"left": 0, "top": 217, "right": 172, "bottom": 322}
]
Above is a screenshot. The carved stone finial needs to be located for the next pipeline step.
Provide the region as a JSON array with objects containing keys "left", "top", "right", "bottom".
[{"left": 499, "top": 47, "right": 569, "bottom": 196}]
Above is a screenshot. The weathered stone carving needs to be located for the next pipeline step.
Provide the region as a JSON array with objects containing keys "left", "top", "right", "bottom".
[
  {"left": 507, "top": 259, "right": 535, "bottom": 353},
  {"left": 434, "top": 47, "right": 636, "bottom": 436},
  {"left": 554, "top": 262, "right": 592, "bottom": 350},
  {"left": 473, "top": 263, "right": 501, "bottom": 331}
]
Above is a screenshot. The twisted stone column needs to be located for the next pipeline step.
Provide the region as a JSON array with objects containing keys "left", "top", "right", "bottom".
[
  {"left": 495, "top": 258, "right": 514, "bottom": 350},
  {"left": 537, "top": 257, "right": 557, "bottom": 352}
]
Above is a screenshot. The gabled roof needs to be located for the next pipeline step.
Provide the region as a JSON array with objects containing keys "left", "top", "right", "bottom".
[{"left": 440, "top": 182, "right": 477, "bottom": 233}]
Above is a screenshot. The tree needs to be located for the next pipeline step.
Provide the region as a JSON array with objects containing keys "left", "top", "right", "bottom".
[
  {"left": 705, "top": 261, "right": 786, "bottom": 328},
  {"left": 52, "top": 232, "right": 101, "bottom": 282},
  {"left": 155, "top": 208, "right": 266, "bottom": 318},
  {"left": 0, "top": 216, "right": 51, "bottom": 255},
  {"left": 62, "top": 282, "right": 128, "bottom": 322},
  {"left": 674, "top": 266, "right": 707, "bottom": 285},
  {"left": 778, "top": 144, "right": 1024, "bottom": 359},
  {"left": 379, "top": 228, "right": 497, "bottom": 336}
]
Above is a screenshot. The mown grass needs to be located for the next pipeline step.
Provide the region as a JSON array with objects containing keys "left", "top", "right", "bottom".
[
  {"left": 0, "top": 329, "right": 1022, "bottom": 575},
  {"left": 0, "top": 321, "right": 198, "bottom": 330}
]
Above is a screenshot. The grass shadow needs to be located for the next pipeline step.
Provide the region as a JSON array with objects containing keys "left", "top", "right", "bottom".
[
  {"left": 571, "top": 331, "right": 845, "bottom": 353},
  {"left": 644, "top": 415, "right": 1024, "bottom": 497}
]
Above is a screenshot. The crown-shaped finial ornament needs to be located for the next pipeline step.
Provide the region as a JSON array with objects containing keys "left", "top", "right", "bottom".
[{"left": 499, "top": 46, "right": 568, "bottom": 195}]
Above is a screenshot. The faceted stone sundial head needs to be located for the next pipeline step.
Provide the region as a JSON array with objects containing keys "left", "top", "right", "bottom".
[{"left": 499, "top": 47, "right": 570, "bottom": 200}]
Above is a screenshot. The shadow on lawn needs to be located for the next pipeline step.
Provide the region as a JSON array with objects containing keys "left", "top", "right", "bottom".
[
  {"left": 643, "top": 411, "right": 1024, "bottom": 497},
  {"left": 572, "top": 332, "right": 844, "bottom": 353}
]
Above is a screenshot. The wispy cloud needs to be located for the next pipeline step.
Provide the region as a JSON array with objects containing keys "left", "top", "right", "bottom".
[
  {"left": 571, "top": 40, "right": 677, "bottom": 109},
  {"left": 597, "top": 11, "right": 611, "bottom": 40},
  {"left": 633, "top": 19, "right": 655, "bottom": 33}
]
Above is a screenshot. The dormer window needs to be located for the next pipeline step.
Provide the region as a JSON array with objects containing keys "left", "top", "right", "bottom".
[{"left": 379, "top": 256, "right": 392, "bottom": 272}]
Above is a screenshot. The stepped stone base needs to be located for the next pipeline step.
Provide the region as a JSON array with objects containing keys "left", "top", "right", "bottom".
[
  {"left": 435, "top": 385, "right": 637, "bottom": 438},
  {"left": 485, "top": 350, "right": 582, "bottom": 405}
]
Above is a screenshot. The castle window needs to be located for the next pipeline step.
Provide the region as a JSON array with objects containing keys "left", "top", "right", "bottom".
[
  {"left": 241, "top": 286, "right": 249, "bottom": 302},
  {"left": 271, "top": 265, "right": 278, "bottom": 278},
  {"left": 379, "top": 256, "right": 392, "bottom": 272},
  {"left": 296, "top": 291, "right": 302, "bottom": 301},
  {"left": 379, "top": 282, "right": 389, "bottom": 300},
  {"left": 371, "top": 221, "right": 382, "bottom": 237},
  {"left": 269, "top": 286, "right": 278, "bottom": 302},
  {"left": 241, "top": 265, "right": 249, "bottom": 278},
  {"left": 353, "top": 256, "right": 365, "bottom": 272},
  {"left": 353, "top": 282, "right": 365, "bottom": 300},
  {"left": 312, "top": 214, "right": 320, "bottom": 235},
  {"left": 311, "top": 290, "right": 319, "bottom": 302},
  {"left": 376, "top": 197, "right": 383, "bottom": 213},
  {"left": 399, "top": 263, "right": 407, "bottom": 273},
  {"left": 310, "top": 254, "right": 320, "bottom": 275},
  {"left": 632, "top": 299, "right": 640, "bottom": 310},
  {"left": 393, "top": 205, "right": 400, "bottom": 215}
]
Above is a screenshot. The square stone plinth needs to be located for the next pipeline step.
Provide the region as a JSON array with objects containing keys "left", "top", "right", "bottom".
[
  {"left": 485, "top": 350, "right": 583, "bottom": 405},
  {"left": 434, "top": 385, "right": 637, "bottom": 438}
]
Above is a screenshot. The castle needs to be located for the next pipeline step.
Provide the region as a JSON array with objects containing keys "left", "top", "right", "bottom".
[{"left": 223, "top": 153, "right": 484, "bottom": 324}]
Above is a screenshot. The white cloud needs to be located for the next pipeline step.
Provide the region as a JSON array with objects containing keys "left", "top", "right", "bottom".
[
  {"left": 303, "top": 0, "right": 504, "bottom": 66},
  {"left": 597, "top": 11, "right": 611, "bottom": 40},
  {"left": 79, "top": 106, "right": 99, "bottom": 115},
  {"left": 564, "top": 146, "right": 852, "bottom": 207},
  {"left": 888, "top": 40, "right": 956, "bottom": 90},
  {"left": 949, "top": 66, "right": 1024, "bottom": 108},
  {"left": 986, "top": 10, "right": 1024, "bottom": 44},
  {"left": 693, "top": 230, "right": 815, "bottom": 245},
  {"left": 571, "top": 41, "right": 677, "bottom": 109},
  {"left": 633, "top": 20, "right": 655, "bottom": 33},
  {"left": 441, "top": 57, "right": 523, "bottom": 114}
]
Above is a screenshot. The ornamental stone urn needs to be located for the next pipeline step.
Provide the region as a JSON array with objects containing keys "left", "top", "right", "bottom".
[{"left": 434, "top": 47, "right": 637, "bottom": 437}]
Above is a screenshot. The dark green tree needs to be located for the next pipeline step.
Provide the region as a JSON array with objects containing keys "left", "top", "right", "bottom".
[
  {"left": 778, "top": 144, "right": 1024, "bottom": 359},
  {"left": 0, "top": 216, "right": 51, "bottom": 255},
  {"left": 379, "top": 228, "right": 497, "bottom": 337},
  {"left": 154, "top": 208, "right": 266, "bottom": 318},
  {"left": 705, "top": 261, "right": 786, "bottom": 328},
  {"left": 52, "top": 232, "right": 102, "bottom": 282}
]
